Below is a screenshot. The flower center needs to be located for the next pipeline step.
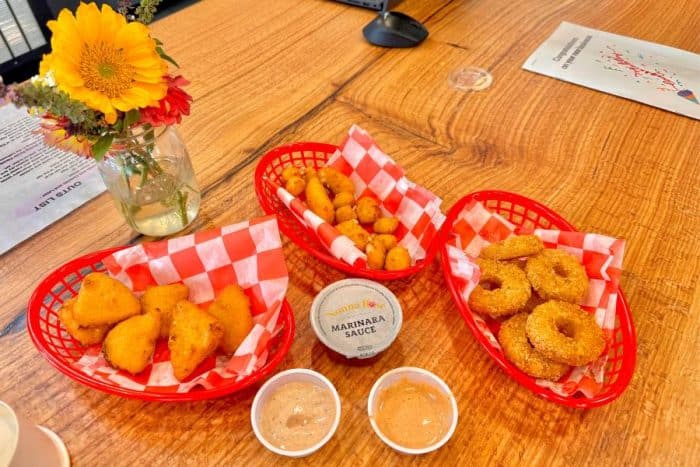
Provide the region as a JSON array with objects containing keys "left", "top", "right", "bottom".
[{"left": 79, "top": 43, "right": 134, "bottom": 98}]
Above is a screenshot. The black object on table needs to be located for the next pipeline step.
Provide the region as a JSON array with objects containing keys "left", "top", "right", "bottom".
[
  {"left": 362, "top": 3, "right": 428, "bottom": 48},
  {"left": 331, "top": 0, "right": 402, "bottom": 11}
]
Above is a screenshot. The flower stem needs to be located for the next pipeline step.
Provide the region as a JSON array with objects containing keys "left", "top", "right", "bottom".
[
  {"left": 176, "top": 190, "right": 189, "bottom": 226},
  {"left": 139, "top": 162, "right": 150, "bottom": 188},
  {"left": 116, "top": 126, "right": 190, "bottom": 229}
]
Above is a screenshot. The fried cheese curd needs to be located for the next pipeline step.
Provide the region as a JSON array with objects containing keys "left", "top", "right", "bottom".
[
  {"left": 59, "top": 297, "right": 110, "bottom": 346},
  {"left": 207, "top": 285, "right": 254, "bottom": 354},
  {"left": 140, "top": 283, "right": 189, "bottom": 338},
  {"left": 103, "top": 312, "right": 160, "bottom": 374},
  {"left": 168, "top": 300, "right": 224, "bottom": 381},
  {"left": 72, "top": 272, "right": 141, "bottom": 327}
]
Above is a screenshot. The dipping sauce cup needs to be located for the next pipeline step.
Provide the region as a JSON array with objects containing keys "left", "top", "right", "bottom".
[
  {"left": 0, "top": 401, "right": 69, "bottom": 467},
  {"left": 368, "top": 367, "right": 458, "bottom": 455},
  {"left": 251, "top": 369, "right": 341, "bottom": 458}
]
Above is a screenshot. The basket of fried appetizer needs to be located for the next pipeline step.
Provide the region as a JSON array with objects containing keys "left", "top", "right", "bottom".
[
  {"left": 440, "top": 191, "right": 636, "bottom": 408},
  {"left": 27, "top": 216, "right": 294, "bottom": 401},
  {"left": 255, "top": 125, "right": 446, "bottom": 280}
]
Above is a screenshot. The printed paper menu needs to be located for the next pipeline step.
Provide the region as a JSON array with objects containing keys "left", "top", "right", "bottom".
[
  {"left": 523, "top": 22, "right": 700, "bottom": 120},
  {"left": 0, "top": 104, "right": 105, "bottom": 255}
]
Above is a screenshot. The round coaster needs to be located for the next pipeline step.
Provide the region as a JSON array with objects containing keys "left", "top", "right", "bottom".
[{"left": 448, "top": 67, "right": 493, "bottom": 91}]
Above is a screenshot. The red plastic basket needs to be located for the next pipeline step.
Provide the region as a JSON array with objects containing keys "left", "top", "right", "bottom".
[
  {"left": 254, "top": 142, "right": 446, "bottom": 280},
  {"left": 26, "top": 247, "right": 296, "bottom": 402},
  {"left": 440, "top": 191, "right": 637, "bottom": 408}
]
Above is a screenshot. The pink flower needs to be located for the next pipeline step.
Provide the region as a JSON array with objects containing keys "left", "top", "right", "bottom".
[{"left": 139, "top": 75, "right": 192, "bottom": 126}]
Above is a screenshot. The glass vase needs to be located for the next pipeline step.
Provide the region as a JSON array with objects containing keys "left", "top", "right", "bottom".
[{"left": 97, "top": 125, "right": 201, "bottom": 236}]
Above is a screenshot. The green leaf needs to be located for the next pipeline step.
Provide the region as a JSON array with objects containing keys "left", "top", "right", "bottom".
[
  {"left": 113, "top": 119, "right": 123, "bottom": 132},
  {"left": 156, "top": 47, "right": 179, "bottom": 68},
  {"left": 92, "top": 134, "right": 114, "bottom": 161},
  {"left": 124, "top": 109, "right": 141, "bottom": 127},
  {"left": 154, "top": 38, "right": 163, "bottom": 46}
]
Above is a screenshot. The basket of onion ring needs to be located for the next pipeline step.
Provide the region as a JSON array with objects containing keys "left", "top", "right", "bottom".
[
  {"left": 440, "top": 191, "right": 636, "bottom": 408},
  {"left": 254, "top": 127, "right": 446, "bottom": 281}
]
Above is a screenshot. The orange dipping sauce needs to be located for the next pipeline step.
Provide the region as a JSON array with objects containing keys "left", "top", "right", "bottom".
[{"left": 373, "top": 378, "right": 452, "bottom": 449}]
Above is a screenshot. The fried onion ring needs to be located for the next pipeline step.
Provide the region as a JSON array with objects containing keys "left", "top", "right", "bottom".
[
  {"left": 498, "top": 313, "right": 570, "bottom": 380},
  {"left": 468, "top": 259, "right": 531, "bottom": 318},
  {"left": 525, "top": 249, "right": 588, "bottom": 303},
  {"left": 481, "top": 235, "right": 544, "bottom": 260},
  {"left": 526, "top": 301, "right": 605, "bottom": 366}
]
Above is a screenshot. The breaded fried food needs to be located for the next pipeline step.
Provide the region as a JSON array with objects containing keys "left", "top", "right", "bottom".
[
  {"left": 333, "top": 192, "right": 354, "bottom": 209},
  {"left": 103, "top": 312, "right": 160, "bottom": 374},
  {"left": 521, "top": 292, "right": 546, "bottom": 314},
  {"left": 335, "top": 205, "right": 357, "bottom": 223},
  {"left": 305, "top": 176, "right": 335, "bottom": 224},
  {"left": 207, "top": 285, "right": 254, "bottom": 354},
  {"left": 366, "top": 238, "right": 387, "bottom": 270},
  {"left": 498, "top": 313, "right": 570, "bottom": 381},
  {"left": 141, "top": 283, "right": 189, "bottom": 338},
  {"left": 526, "top": 249, "right": 588, "bottom": 303},
  {"left": 169, "top": 300, "right": 224, "bottom": 381},
  {"left": 285, "top": 176, "right": 306, "bottom": 196},
  {"left": 468, "top": 259, "right": 531, "bottom": 318},
  {"left": 73, "top": 272, "right": 141, "bottom": 327},
  {"left": 336, "top": 219, "right": 370, "bottom": 251},
  {"left": 526, "top": 301, "right": 605, "bottom": 366},
  {"left": 375, "top": 234, "right": 398, "bottom": 250},
  {"left": 385, "top": 246, "right": 411, "bottom": 271},
  {"left": 318, "top": 167, "right": 355, "bottom": 194},
  {"left": 59, "top": 297, "right": 109, "bottom": 346},
  {"left": 303, "top": 166, "right": 317, "bottom": 182},
  {"left": 373, "top": 217, "right": 399, "bottom": 234},
  {"left": 481, "top": 235, "right": 544, "bottom": 260},
  {"left": 356, "top": 197, "right": 381, "bottom": 224},
  {"left": 281, "top": 165, "right": 301, "bottom": 183}
]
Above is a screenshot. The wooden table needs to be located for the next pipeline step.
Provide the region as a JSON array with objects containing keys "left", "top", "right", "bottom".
[{"left": 2, "top": 0, "right": 698, "bottom": 465}]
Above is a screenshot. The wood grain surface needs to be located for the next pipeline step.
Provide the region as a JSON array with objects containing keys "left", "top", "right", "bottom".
[{"left": 1, "top": 0, "right": 699, "bottom": 465}]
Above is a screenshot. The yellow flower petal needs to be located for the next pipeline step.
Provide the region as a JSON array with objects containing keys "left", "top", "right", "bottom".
[
  {"left": 75, "top": 2, "right": 100, "bottom": 45},
  {"left": 39, "top": 54, "right": 53, "bottom": 76},
  {"left": 42, "top": 2, "right": 169, "bottom": 119}
]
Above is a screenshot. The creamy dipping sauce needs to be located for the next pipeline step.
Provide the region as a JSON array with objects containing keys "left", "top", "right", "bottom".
[
  {"left": 373, "top": 378, "right": 451, "bottom": 449},
  {"left": 258, "top": 381, "right": 336, "bottom": 451}
]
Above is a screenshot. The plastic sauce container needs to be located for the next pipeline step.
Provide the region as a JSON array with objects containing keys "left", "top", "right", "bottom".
[
  {"left": 251, "top": 369, "right": 341, "bottom": 458},
  {"left": 310, "top": 279, "right": 402, "bottom": 359},
  {"left": 368, "top": 367, "right": 458, "bottom": 455}
]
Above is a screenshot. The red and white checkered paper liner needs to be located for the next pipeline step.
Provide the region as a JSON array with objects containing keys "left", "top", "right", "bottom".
[
  {"left": 446, "top": 200, "right": 625, "bottom": 398},
  {"left": 72, "top": 215, "right": 289, "bottom": 394},
  {"left": 274, "top": 125, "right": 445, "bottom": 266}
]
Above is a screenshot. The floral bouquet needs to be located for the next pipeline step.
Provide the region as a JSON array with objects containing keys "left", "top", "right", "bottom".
[{"left": 1, "top": 1, "right": 200, "bottom": 236}]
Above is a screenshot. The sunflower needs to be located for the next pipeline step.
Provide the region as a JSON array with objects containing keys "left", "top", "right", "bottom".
[{"left": 40, "top": 2, "right": 168, "bottom": 124}]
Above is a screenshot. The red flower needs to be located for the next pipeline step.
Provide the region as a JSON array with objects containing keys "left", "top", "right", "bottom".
[{"left": 139, "top": 75, "right": 192, "bottom": 126}]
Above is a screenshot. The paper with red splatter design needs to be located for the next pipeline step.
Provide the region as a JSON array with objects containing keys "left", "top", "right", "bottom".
[{"left": 523, "top": 22, "right": 700, "bottom": 120}]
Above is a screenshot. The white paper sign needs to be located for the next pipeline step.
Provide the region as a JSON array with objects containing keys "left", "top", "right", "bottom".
[
  {"left": 0, "top": 105, "right": 105, "bottom": 255},
  {"left": 523, "top": 22, "right": 700, "bottom": 120}
]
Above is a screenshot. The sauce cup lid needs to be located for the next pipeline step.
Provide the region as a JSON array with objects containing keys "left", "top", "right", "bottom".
[
  {"left": 310, "top": 279, "right": 403, "bottom": 359},
  {"left": 367, "top": 367, "right": 459, "bottom": 455}
]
